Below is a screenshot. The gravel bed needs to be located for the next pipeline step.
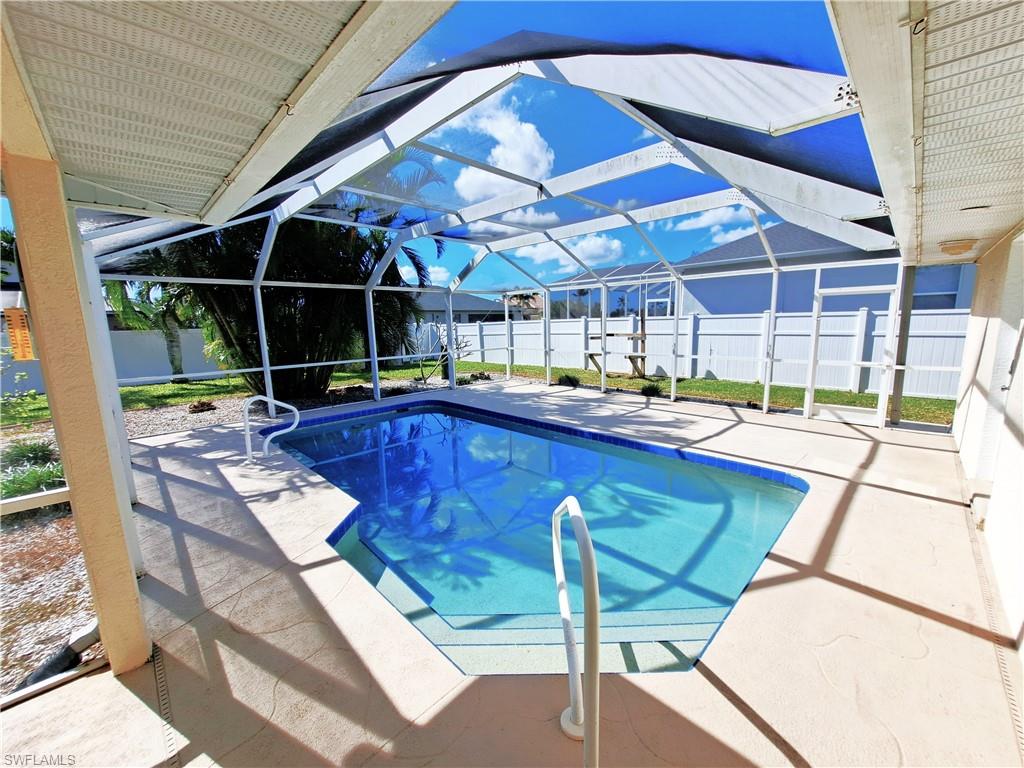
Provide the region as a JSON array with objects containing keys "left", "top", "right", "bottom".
[
  {"left": 123, "top": 378, "right": 451, "bottom": 438},
  {"left": 0, "top": 506, "right": 101, "bottom": 696}
]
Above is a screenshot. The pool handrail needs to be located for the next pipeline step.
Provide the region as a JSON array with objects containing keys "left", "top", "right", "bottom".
[
  {"left": 551, "top": 495, "right": 601, "bottom": 767},
  {"left": 243, "top": 395, "right": 300, "bottom": 461}
]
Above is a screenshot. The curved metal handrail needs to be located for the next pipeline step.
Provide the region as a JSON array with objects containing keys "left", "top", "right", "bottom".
[
  {"left": 552, "top": 495, "right": 601, "bottom": 767},
  {"left": 243, "top": 395, "right": 300, "bottom": 461}
]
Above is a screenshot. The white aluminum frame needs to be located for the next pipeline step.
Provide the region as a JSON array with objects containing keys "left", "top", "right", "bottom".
[{"left": 82, "top": 45, "right": 915, "bottom": 432}]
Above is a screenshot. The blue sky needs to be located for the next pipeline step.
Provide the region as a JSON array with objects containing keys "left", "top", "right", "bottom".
[{"left": 4, "top": 2, "right": 848, "bottom": 293}]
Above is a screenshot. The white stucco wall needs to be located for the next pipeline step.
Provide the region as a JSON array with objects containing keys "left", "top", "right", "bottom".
[{"left": 953, "top": 230, "right": 1024, "bottom": 640}]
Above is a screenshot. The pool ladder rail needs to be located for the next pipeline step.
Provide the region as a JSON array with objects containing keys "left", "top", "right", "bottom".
[
  {"left": 242, "top": 395, "right": 300, "bottom": 461},
  {"left": 552, "top": 495, "right": 601, "bottom": 767}
]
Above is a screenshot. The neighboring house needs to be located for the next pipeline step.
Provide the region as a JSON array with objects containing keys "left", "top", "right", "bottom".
[
  {"left": 415, "top": 292, "right": 528, "bottom": 325},
  {"left": 551, "top": 223, "right": 975, "bottom": 317}
]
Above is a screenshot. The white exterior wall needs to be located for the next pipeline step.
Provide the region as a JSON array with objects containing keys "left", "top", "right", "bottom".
[
  {"left": 953, "top": 231, "right": 1024, "bottom": 641},
  {"left": 456, "top": 308, "right": 969, "bottom": 398}
]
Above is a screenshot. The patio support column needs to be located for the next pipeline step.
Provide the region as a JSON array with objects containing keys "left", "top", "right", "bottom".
[
  {"left": 600, "top": 284, "right": 608, "bottom": 393},
  {"left": 2, "top": 49, "right": 150, "bottom": 670},
  {"left": 82, "top": 243, "right": 139, "bottom": 511},
  {"left": 366, "top": 288, "right": 381, "bottom": 400},
  {"left": 763, "top": 269, "right": 779, "bottom": 414},
  {"left": 803, "top": 268, "right": 823, "bottom": 419},
  {"left": 877, "top": 262, "right": 907, "bottom": 429},
  {"left": 253, "top": 220, "right": 279, "bottom": 416},
  {"left": 670, "top": 278, "right": 682, "bottom": 401},
  {"left": 445, "top": 289, "right": 457, "bottom": 389},
  {"left": 890, "top": 265, "right": 917, "bottom": 424},
  {"left": 543, "top": 288, "right": 553, "bottom": 385}
]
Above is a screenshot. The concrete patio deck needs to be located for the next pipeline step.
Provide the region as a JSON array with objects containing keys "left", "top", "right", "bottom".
[{"left": 2, "top": 381, "right": 1022, "bottom": 767}]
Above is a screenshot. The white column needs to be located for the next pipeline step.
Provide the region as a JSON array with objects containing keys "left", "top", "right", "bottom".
[
  {"left": 671, "top": 278, "right": 682, "bottom": 401},
  {"left": 445, "top": 290, "right": 457, "bottom": 390},
  {"left": 253, "top": 220, "right": 278, "bottom": 417},
  {"left": 876, "top": 262, "right": 906, "bottom": 429},
  {"left": 477, "top": 320, "right": 485, "bottom": 364},
  {"left": 543, "top": 289, "right": 553, "bottom": 385},
  {"left": 503, "top": 293, "right": 511, "bottom": 380},
  {"left": 762, "top": 269, "right": 779, "bottom": 414},
  {"left": 803, "top": 268, "right": 823, "bottom": 418},
  {"left": 82, "top": 246, "right": 139, "bottom": 511},
  {"left": 365, "top": 289, "right": 381, "bottom": 400}
]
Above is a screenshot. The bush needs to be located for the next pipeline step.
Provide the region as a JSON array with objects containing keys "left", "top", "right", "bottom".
[
  {"left": 1, "top": 462, "right": 65, "bottom": 498},
  {"left": 557, "top": 374, "right": 581, "bottom": 388},
  {"left": 456, "top": 376, "right": 472, "bottom": 386},
  {"left": 1, "top": 440, "right": 57, "bottom": 466},
  {"left": 640, "top": 382, "right": 662, "bottom": 398},
  {"left": 470, "top": 371, "right": 492, "bottom": 381}
]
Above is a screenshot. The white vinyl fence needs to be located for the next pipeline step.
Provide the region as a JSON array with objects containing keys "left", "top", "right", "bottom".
[
  {"left": 448, "top": 308, "right": 968, "bottom": 399},
  {"left": 2, "top": 329, "right": 218, "bottom": 396}
]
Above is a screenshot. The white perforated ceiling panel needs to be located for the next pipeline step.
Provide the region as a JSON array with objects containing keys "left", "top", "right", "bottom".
[
  {"left": 3, "top": 0, "right": 362, "bottom": 215},
  {"left": 920, "top": 0, "right": 1024, "bottom": 263}
]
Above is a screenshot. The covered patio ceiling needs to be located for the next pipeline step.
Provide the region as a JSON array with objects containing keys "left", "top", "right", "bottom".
[{"left": 5, "top": 1, "right": 1021, "bottom": 289}]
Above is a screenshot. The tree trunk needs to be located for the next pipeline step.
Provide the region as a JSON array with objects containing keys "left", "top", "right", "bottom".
[{"left": 160, "top": 309, "right": 187, "bottom": 384}]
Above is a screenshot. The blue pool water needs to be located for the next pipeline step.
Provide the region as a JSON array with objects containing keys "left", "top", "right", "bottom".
[{"left": 277, "top": 402, "right": 805, "bottom": 666}]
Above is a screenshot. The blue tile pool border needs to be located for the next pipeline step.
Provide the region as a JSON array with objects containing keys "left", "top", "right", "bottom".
[{"left": 260, "top": 397, "right": 810, "bottom": 495}]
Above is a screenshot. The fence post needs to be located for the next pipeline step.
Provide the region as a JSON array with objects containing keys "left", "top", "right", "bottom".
[
  {"left": 581, "top": 316, "right": 589, "bottom": 370},
  {"left": 504, "top": 294, "right": 512, "bottom": 381},
  {"left": 687, "top": 313, "right": 698, "bottom": 379},
  {"left": 477, "top": 321, "right": 485, "bottom": 364},
  {"left": 851, "top": 306, "right": 869, "bottom": 392},
  {"left": 759, "top": 309, "right": 771, "bottom": 383}
]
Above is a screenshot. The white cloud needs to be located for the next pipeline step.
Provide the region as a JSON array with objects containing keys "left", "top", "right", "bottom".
[
  {"left": 669, "top": 205, "right": 748, "bottom": 232},
  {"left": 614, "top": 198, "right": 641, "bottom": 212},
  {"left": 501, "top": 206, "right": 560, "bottom": 227},
  {"left": 398, "top": 263, "right": 450, "bottom": 284},
  {"left": 428, "top": 265, "right": 450, "bottom": 284},
  {"left": 516, "top": 233, "right": 624, "bottom": 275},
  {"left": 710, "top": 224, "right": 756, "bottom": 244},
  {"left": 634, "top": 127, "right": 655, "bottom": 143},
  {"left": 434, "top": 90, "right": 554, "bottom": 203},
  {"left": 709, "top": 219, "right": 778, "bottom": 245}
]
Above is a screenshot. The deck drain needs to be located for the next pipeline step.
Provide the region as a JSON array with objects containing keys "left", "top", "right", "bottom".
[
  {"left": 966, "top": 508, "right": 1024, "bottom": 761},
  {"left": 152, "top": 645, "right": 180, "bottom": 768}
]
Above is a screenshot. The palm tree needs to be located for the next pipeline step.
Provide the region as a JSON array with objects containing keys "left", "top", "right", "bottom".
[
  {"left": 107, "top": 281, "right": 194, "bottom": 382},
  {"left": 116, "top": 151, "right": 445, "bottom": 399}
]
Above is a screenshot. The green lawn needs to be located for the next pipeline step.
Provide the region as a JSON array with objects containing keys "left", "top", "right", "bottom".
[
  {"left": 0, "top": 360, "right": 955, "bottom": 428},
  {"left": 454, "top": 361, "right": 956, "bottom": 425}
]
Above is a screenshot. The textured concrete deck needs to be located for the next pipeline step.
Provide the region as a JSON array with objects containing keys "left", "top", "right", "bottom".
[{"left": 3, "top": 381, "right": 1022, "bottom": 766}]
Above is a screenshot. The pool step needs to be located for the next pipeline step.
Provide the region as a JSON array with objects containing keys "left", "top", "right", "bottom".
[
  {"left": 344, "top": 539, "right": 723, "bottom": 673},
  {"left": 438, "top": 639, "right": 702, "bottom": 675},
  {"left": 440, "top": 605, "right": 730, "bottom": 631},
  {"left": 376, "top": 568, "right": 721, "bottom": 647}
]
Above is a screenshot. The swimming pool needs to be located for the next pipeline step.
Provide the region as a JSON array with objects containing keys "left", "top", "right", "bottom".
[{"left": 275, "top": 401, "right": 807, "bottom": 673}]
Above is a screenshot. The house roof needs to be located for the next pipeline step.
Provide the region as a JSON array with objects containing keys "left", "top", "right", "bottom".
[
  {"left": 552, "top": 222, "right": 901, "bottom": 287},
  {"left": 416, "top": 292, "right": 508, "bottom": 313}
]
